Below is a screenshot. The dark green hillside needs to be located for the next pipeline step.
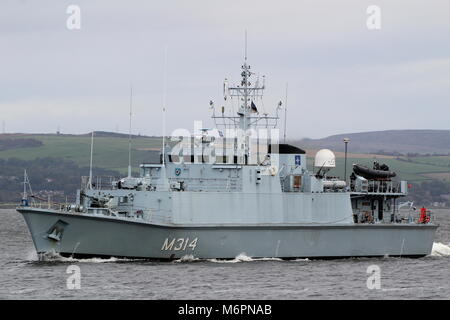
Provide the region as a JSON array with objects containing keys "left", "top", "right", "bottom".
[
  {"left": 0, "top": 133, "right": 161, "bottom": 174},
  {"left": 0, "top": 157, "right": 119, "bottom": 203}
]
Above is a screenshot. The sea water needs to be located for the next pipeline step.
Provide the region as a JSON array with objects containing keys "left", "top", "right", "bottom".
[{"left": 1, "top": 209, "right": 449, "bottom": 299}]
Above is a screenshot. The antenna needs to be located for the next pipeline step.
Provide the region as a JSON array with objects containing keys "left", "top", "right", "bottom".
[
  {"left": 283, "top": 83, "right": 288, "bottom": 143},
  {"left": 128, "top": 84, "right": 133, "bottom": 178},
  {"left": 21, "top": 170, "right": 34, "bottom": 206},
  {"left": 162, "top": 47, "right": 168, "bottom": 166},
  {"left": 22, "top": 169, "right": 27, "bottom": 200},
  {"left": 88, "top": 131, "right": 94, "bottom": 189},
  {"left": 244, "top": 29, "right": 248, "bottom": 62},
  {"left": 243, "top": 29, "right": 249, "bottom": 164}
]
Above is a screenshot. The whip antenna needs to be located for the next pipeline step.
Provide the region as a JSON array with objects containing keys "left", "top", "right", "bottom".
[
  {"left": 284, "top": 83, "right": 288, "bottom": 143},
  {"left": 89, "top": 131, "right": 94, "bottom": 189},
  {"left": 162, "top": 47, "right": 168, "bottom": 166},
  {"left": 128, "top": 84, "right": 133, "bottom": 177}
]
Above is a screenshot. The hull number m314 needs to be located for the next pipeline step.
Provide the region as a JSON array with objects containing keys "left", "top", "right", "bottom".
[{"left": 161, "top": 237, "right": 198, "bottom": 251}]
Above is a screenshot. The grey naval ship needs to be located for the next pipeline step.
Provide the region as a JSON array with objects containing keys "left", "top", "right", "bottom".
[{"left": 17, "top": 58, "right": 437, "bottom": 260}]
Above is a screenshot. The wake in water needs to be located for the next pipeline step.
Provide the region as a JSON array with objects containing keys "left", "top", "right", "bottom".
[
  {"left": 208, "top": 253, "right": 255, "bottom": 263},
  {"left": 30, "top": 250, "right": 135, "bottom": 263},
  {"left": 174, "top": 253, "right": 309, "bottom": 263},
  {"left": 199, "top": 244, "right": 450, "bottom": 262},
  {"left": 26, "top": 242, "right": 449, "bottom": 264},
  {"left": 206, "top": 253, "right": 306, "bottom": 264},
  {"left": 174, "top": 253, "right": 286, "bottom": 264},
  {"left": 173, "top": 254, "right": 203, "bottom": 263},
  {"left": 431, "top": 242, "right": 450, "bottom": 257}
]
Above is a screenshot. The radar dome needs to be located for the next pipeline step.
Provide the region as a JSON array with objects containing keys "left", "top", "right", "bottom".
[{"left": 314, "top": 149, "right": 336, "bottom": 168}]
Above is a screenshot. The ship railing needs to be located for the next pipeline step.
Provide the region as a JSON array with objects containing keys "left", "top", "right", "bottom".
[
  {"left": 22, "top": 197, "right": 73, "bottom": 212},
  {"left": 406, "top": 213, "right": 435, "bottom": 224},
  {"left": 368, "top": 180, "right": 398, "bottom": 193},
  {"left": 351, "top": 180, "right": 405, "bottom": 194},
  {"left": 21, "top": 198, "right": 174, "bottom": 223},
  {"left": 85, "top": 204, "right": 172, "bottom": 223},
  {"left": 83, "top": 207, "right": 173, "bottom": 223},
  {"left": 81, "top": 176, "right": 120, "bottom": 191},
  {"left": 396, "top": 209, "right": 434, "bottom": 224}
]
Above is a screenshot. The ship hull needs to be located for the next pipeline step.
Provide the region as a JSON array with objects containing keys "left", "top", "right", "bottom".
[{"left": 18, "top": 208, "right": 437, "bottom": 260}]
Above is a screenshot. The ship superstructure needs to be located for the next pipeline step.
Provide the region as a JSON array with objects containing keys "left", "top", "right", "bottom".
[{"left": 17, "top": 58, "right": 437, "bottom": 260}]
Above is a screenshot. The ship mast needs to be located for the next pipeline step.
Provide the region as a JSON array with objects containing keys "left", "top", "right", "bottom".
[
  {"left": 128, "top": 84, "right": 133, "bottom": 178},
  {"left": 242, "top": 39, "right": 249, "bottom": 161},
  {"left": 242, "top": 31, "right": 249, "bottom": 133},
  {"left": 88, "top": 131, "right": 94, "bottom": 189},
  {"left": 22, "top": 169, "right": 28, "bottom": 204},
  {"left": 211, "top": 37, "right": 281, "bottom": 163}
]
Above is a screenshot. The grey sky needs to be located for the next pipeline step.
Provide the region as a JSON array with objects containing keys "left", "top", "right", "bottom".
[{"left": 1, "top": 0, "right": 449, "bottom": 139}]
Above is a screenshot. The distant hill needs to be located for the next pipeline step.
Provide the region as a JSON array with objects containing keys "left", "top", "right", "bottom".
[
  {"left": 0, "top": 137, "right": 43, "bottom": 151},
  {"left": 78, "top": 131, "right": 154, "bottom": 139},
  {"left": 294, "top": 130, "right": 450, "bottom": 155},
  {"left": 0, "top": 132, "right": 162, "bottom": 174}
]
